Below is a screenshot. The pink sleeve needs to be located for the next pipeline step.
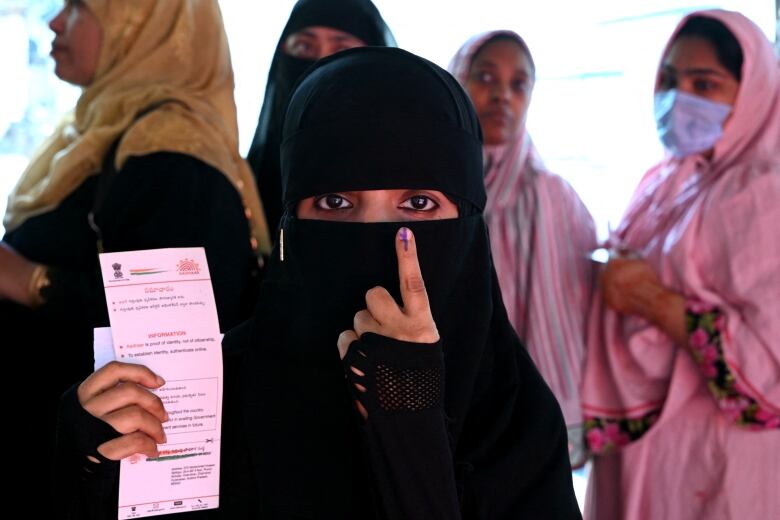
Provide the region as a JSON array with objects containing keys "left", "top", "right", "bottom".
[
  {"left": 686, "top": 302, "right": 779, "bottom": 428},
  {"left": 699, "top": 173, "right": 780, "bottom": 416}
]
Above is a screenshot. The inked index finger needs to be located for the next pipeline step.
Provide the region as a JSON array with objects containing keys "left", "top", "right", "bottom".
[{"left": 396, "top": 227, "right": 430, "bottom": 316}]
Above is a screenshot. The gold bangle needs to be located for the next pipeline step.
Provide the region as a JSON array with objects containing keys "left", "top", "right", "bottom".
[{"left": 28, "top": 264, "right": 51, "bottom": 308}]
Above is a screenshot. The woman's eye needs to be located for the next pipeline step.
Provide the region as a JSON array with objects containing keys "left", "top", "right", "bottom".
[
  {"left": 401, "top": 195, "right": 438, "bottom": 211},
  {"left": 693, "top": 78, "right": 716, "bottom": 92},
  {"left": 315, "top": 194, "right": 352, "bottom": 210},
  {"left": 474, "top": 71, "right": 493, "bottom": 84},
  {"left": 511, "top": 78, "right": 528, "bottom": 93},
  {"left": 288, "top": 41, "right": 316, "bottom": 59}
]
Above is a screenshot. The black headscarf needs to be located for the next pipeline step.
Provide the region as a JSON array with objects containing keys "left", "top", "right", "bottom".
[
  {"left": 224, "top": 48, "right": 578, "bottom": 518},
  {"left": 246, "top": 0, "right": 396, "bottom": 238}
]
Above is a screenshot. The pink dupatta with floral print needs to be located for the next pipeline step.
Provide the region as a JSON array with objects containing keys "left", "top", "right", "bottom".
[{"left": 582, "top": 10, "right": 780, "bottom": 519}]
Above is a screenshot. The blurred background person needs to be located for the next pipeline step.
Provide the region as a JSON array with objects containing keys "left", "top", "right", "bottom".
[
  {"left": 450, "top": 30, "right": 597, "bottom": 467},
  {"left": 246, "top": 0, "right": 395, "bottom": 239},
  {"left": 582, "top": 10, "right": 779, "bottom": 519}
]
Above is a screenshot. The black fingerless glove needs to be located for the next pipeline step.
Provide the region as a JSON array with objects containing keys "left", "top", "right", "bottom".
[
  {"left": 342, "top": 332, "right": 444, "bottom": 417},
  {"left": 58, "top": 383, "right": 122, "bottom": 470}
]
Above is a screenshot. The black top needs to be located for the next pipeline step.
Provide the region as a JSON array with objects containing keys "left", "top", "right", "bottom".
[
  {"left": 3, "top": 152, "right": 258, "bottom": 515},
  {"left": 56, "top": 48, "right": 580, "bottom": 519},
  {"left": 246, "top": 0, "right": 395, "bottom": 237}
]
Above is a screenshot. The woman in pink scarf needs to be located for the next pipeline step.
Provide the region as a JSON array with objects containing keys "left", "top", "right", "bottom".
[
  {"left": 450, "top": 31, "right": 597, "bottom": 467},
  {"left": 582, "top": 10, "right": 780, "bottom": 519}
]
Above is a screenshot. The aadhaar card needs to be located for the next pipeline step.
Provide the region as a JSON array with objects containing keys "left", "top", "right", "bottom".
[{"left": 98, "top": 247, "right": 223, "bottom": 519}]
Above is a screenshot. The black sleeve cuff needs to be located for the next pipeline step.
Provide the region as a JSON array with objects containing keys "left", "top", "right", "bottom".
[
  {"left": 342, "top": 333, "right": 444, "bottom": 417},
  {"left": 58, "top": 383, "right": 122, "bottom": 467}
]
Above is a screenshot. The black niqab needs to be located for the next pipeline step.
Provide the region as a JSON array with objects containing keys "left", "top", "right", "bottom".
[
  {"left": 225, "top": 47, "right": 579, "bottom": 519},
  {"left": 246, "top": 0, "right": 396, "bottom": 237}
]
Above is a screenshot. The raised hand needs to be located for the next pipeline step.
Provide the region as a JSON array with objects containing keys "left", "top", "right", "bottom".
[
  {"left": 338, "top": 226, "right": 438, "bottom": 353},
  {"left": 337, "top": 227, "right": 439, "bottom": 418}
]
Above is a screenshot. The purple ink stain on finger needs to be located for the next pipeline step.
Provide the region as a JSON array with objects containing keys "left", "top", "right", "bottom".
[{"left": 400, "top": 228, "right": 409, "bottom": 252}]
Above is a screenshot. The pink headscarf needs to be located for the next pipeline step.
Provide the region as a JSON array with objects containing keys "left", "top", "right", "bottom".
[
  {"left": 450, "top": 31, "right": 597, "bottom": 463},
  {"left": 583, "top": 9, "right": 780, "bottom": 423}
]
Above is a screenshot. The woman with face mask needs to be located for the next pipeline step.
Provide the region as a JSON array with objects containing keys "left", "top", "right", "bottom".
[
  {"left": 246, "top": 0, "right": 395, "bottom": 239},
  {"left": 1, "top": 0, "right": 267, "bottom": 511},
  {"left": 582, "top": 10, "right": 780, "bottom": 519},
  {"left": 449, "top": 31, "right": 597, "bottom": 468},
  {"left": 58, "top": 47, "right": 581, "bottom": 519}
]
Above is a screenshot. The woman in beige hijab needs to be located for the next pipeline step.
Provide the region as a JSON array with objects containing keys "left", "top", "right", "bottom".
[{"left": 0, "top": 0, "right": 268, "bottom": 509}]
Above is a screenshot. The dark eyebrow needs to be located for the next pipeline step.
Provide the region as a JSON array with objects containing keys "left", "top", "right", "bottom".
[
  {"left": 293, "top": 30, "right": 317, "bottom": 39},
  {"left": 662, "top": 64, "right": 729, "bottom": 78},
  {"left": 471, "top": 59, "right": 498, "bottom": 69},
  {"left": 680, "top": 68, "right": 729, "bottom": 78},
  {"left": 473, "top": 58, "right": 531, "bottom": 76}
]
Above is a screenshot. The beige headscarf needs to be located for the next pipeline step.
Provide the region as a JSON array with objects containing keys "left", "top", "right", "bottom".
[{"left": 4, "top": 0, "right": 270, "bottom": 253}]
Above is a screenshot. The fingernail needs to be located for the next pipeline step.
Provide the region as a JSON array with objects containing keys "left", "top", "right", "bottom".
[
  {"left": 155, "top": 375, "right": 165, "bottom": 386},
  {"left": 161, "top": 432, "right": 168, "bottom": 444},
  {"left": 163, "top": 411, "right": 170, "bottom": 422},
  {"left": 399, "top": 227, "right": 410, "bottom": 252}
]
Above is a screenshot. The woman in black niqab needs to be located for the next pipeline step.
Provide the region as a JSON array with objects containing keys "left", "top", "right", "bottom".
[
  {"left": 61, "top": 48, "right": 580, "bottom": 520},
  {"left": 246, "top": 0, "right": 396, "bottom": 238},
  {"left": 223, "top": 47, "right": 581, "bottom": 518}
]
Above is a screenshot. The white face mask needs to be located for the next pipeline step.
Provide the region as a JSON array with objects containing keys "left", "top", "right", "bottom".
[{"left": 654, "top": 89, "right": 732, "bottom": 158}]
